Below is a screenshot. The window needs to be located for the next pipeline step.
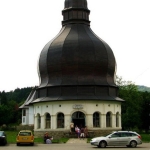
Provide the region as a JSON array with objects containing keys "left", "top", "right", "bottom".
[
  {"left": 23, "top": 109, "right": 26, "bottom": 116},
  {"left": 93, "top": 112, "right": 100, "bottom": 127},
  {"left": 57, "top": 113, "right": 64, "bottom": 128},
  {"left": 45, "top": 113, "right": 51, "bottom": 128},
  {"left": 37, "top": 114, "right": 41, "bottom": 129},
  {"left": 129, "top": 133, "right": 137, "bottom": 136},
  {"left": 120, "top": 132, "right": 128, "bottom": 137},
  {"left": 0, "top": 132, "right": 3, "bottom": 136},
  {"left": 116, "top": 112, "right": 119, "bottom": 127},
  {"left": 106, "top": 112, "right": 112, "bottom": 127},
  {"left": 23, "top": 117, "right": 25, "bottom": 123},
  {"left": 111, "top": 133, "right": 120, "bottom": 138},
  {"left": 19, "top": 132, "right": 31, "bottom": 136},
  {"left": 72, "top": 111, "right": 85, "bottom": 119}
]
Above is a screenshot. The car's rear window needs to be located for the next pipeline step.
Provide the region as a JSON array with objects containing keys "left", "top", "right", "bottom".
[
  {"left": 128, "top": 133, "right": 138, "bottom": 136},
  {"left": 0, "top": 132, "right": 3, "bottom": 136},
  {"left": 19, "top": 132, "right": 31, "bottom": 136}
]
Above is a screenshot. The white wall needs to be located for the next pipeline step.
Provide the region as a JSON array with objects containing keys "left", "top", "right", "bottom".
[
  {"left": 28, "top": 106, "right": 34, "bottom": 125},
  {"left": 22, "top": 108, "right": 29, "bottom": 125},
  {"left": 33, "top": 100, "right": 122, "bottom": 131}
]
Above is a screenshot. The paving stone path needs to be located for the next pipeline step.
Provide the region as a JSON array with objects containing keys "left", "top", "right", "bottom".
[{"left": 67, "top": 138, "right": 87, "bottom": 144}]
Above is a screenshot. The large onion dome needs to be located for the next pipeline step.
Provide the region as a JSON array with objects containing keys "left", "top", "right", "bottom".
[{"left": 35, "top": 0, "right": 123, "bottom": 102}]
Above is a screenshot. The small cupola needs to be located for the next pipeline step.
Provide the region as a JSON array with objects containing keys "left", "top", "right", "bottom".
[{"left": 62, "top": 0, "right": 90, "bottom": 26}]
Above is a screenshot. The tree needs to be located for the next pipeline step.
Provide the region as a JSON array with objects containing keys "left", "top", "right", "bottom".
[
  {"left": 116, "top": 76, "right": 142, "bottom": 130},
  {"left": 0, "top": 87, "right": 33, "bottom": 125},
  {"left": 140, "top": 91, "right": 150, "bottom": 132},
  {"left": 0, "top": 91, "right": 8, "bottom": 105},
  {"left": 0, "top": 104, "right": 13, "bottom": 125}
]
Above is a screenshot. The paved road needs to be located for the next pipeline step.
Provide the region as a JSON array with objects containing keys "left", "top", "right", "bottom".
[{"left": 0, "top": 143, "right": 150, "bottom": 150}]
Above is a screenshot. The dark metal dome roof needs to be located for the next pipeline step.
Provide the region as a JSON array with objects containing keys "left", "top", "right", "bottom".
[{"left": 35, "top": 0, "right": 123, "bottom": 102}]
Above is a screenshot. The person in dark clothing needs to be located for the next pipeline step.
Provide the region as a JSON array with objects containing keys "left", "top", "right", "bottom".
[
  {"left": 84, "top": 126, "right": 88, "bottom": 138},
  {"left": 80, "top": 127, "right": 85, "bottom": 139},
  {"left": 44, "top": 132, "right": 49, "bottom": 144},
  {"left": 44, "top": 132, "right": 53, "bottom": 144}
]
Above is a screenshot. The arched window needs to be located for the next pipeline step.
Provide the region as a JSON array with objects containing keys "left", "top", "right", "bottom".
[
  {"left": 37, "top": 113, "right": 41, "bottom": 129},
  {"left": 93, "top": 112, "right": 100, "bottom": 127},
  {"left": 57, "top": 113, "right": 64, "bottom": 128},
  {"left": 72, "top": 111, "right": 85, "bottom": 128},
  {"left": 45, "top": 113, "right": 51, "bottom": 128},
  {"left": 106, "top": 112, "right": 112, "bottom": 127},
  {"left": 116, "top": 112, "right": 119, "bottom": 127}
]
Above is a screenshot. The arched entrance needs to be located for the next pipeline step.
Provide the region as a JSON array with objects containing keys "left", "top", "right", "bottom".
[{"left": 72, "top": 111, "right": 85, "bottom": 128}]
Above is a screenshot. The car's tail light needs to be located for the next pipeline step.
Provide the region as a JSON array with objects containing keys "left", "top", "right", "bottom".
[
  {"left": 31, "top": 136, "right": 34, "bottom": 140},
  {"left": 138, "top": 135, "right": 141, "bottom": 139},
  {"left": 17, "top": 136, "right": 19, "bottom": 140}
]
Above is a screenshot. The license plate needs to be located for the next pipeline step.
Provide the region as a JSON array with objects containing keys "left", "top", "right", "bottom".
[{"left": 22, "top": 138, "right": 28, "bottom": 140}]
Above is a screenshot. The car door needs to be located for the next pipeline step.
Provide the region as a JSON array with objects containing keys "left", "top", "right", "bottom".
[
  {"left": 107, "top": 133, "right": 120, "bottom": 146},
  {"left": 119, "top": 132, "right": 130, "bottom": 145}
]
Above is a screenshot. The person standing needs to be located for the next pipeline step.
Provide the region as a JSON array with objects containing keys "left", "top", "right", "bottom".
[
  {"left": 84, "top": 126, "right": 88, "bottom": 138},
  {"left": 70, "top": 122, "right": 74, "bottom": 133},
  {"left": 75, "top": 125, "right": 78, "bottom": 132},
  {"left": 80, "top": 127, "right": 85, "bottom": 139},
  {"left": 75, "top": 125, "right": 80, "bottom": 138}
]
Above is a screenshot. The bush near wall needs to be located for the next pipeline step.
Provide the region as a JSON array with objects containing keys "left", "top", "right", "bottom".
[
  {"left": 16, "top": 125, "right": 34, "bottom": 131},
  {"left": 0, "top": 124, "right": 16, "bottom": 131}
]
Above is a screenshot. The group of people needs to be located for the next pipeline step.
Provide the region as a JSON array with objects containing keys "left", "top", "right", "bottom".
[
  {"left": 43, "top": 132, "right": 53, "bottom": 144},
  {"left": 75, "top": 125, "right": 88, "bottom": 139},
  {"left": 44, "top": 124, "right": 88, "bottom": 142}
]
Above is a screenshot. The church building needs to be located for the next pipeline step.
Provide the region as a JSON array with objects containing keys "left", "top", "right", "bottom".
[{"left": 20, "top": 0, "right": 124, "bottom": 137}]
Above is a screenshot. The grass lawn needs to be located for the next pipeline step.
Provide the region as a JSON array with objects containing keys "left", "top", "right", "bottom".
[
  {"left": 141, "top": 134, "right": 150, "bottom": 143},
  {"left": 5, "top": 131, "right": 17, "bottom": 143},
  {"left": 5, "top": 131, "right": 69, "bottom": 144}
]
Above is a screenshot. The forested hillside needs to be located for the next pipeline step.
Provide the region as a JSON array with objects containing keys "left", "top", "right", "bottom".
[
  {"left": 0, "top": 87, "right": 33, "bottom": 104},
  {"left": 0, "top": 87, "right": 33, "bottom": 126},
  {"left": 138, "top": 85, "right": 150, "bottom": 92}
]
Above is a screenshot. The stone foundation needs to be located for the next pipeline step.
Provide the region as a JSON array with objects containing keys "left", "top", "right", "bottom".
[{"left": 34, "top": 128, "right": 121, "bottom": 139}]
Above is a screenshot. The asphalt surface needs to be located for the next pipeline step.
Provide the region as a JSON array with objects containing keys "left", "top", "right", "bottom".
[{"left": 0, "top": 143, "right": 150, "bottom": 150}]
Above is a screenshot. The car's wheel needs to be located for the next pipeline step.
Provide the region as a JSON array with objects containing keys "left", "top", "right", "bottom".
[
  {"left": 30, "top": 143, "right": 34, "bottom": 146},
  {"left": 16, "top": 143, "right": 20, "bottom": 146},
  {"left": 2, "top": 142, "right": 6, "bottom": 146},
  {"left": 130, "top": 140, "right": 137, "bottom": 148},
  {"left": 99, "top": 141, "right": 107, "bottom": 148}
]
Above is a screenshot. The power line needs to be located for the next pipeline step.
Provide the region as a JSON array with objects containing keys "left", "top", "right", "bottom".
[{"left": 135, "top": 67, "right": 150, "bottom": 80}]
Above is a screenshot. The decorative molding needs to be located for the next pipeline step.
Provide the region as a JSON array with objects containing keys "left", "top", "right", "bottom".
[{"left": 72, "top": 104, "right": 83, "bottom": 109}]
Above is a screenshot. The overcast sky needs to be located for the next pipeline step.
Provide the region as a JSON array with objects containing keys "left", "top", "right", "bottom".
[{"left": 0, "top": 0, "right": 150, "bottom": 92}]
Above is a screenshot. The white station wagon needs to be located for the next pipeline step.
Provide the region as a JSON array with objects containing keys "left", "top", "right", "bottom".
[{"left": 90, "top": 131, "right": 142, "bottom": 148}]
